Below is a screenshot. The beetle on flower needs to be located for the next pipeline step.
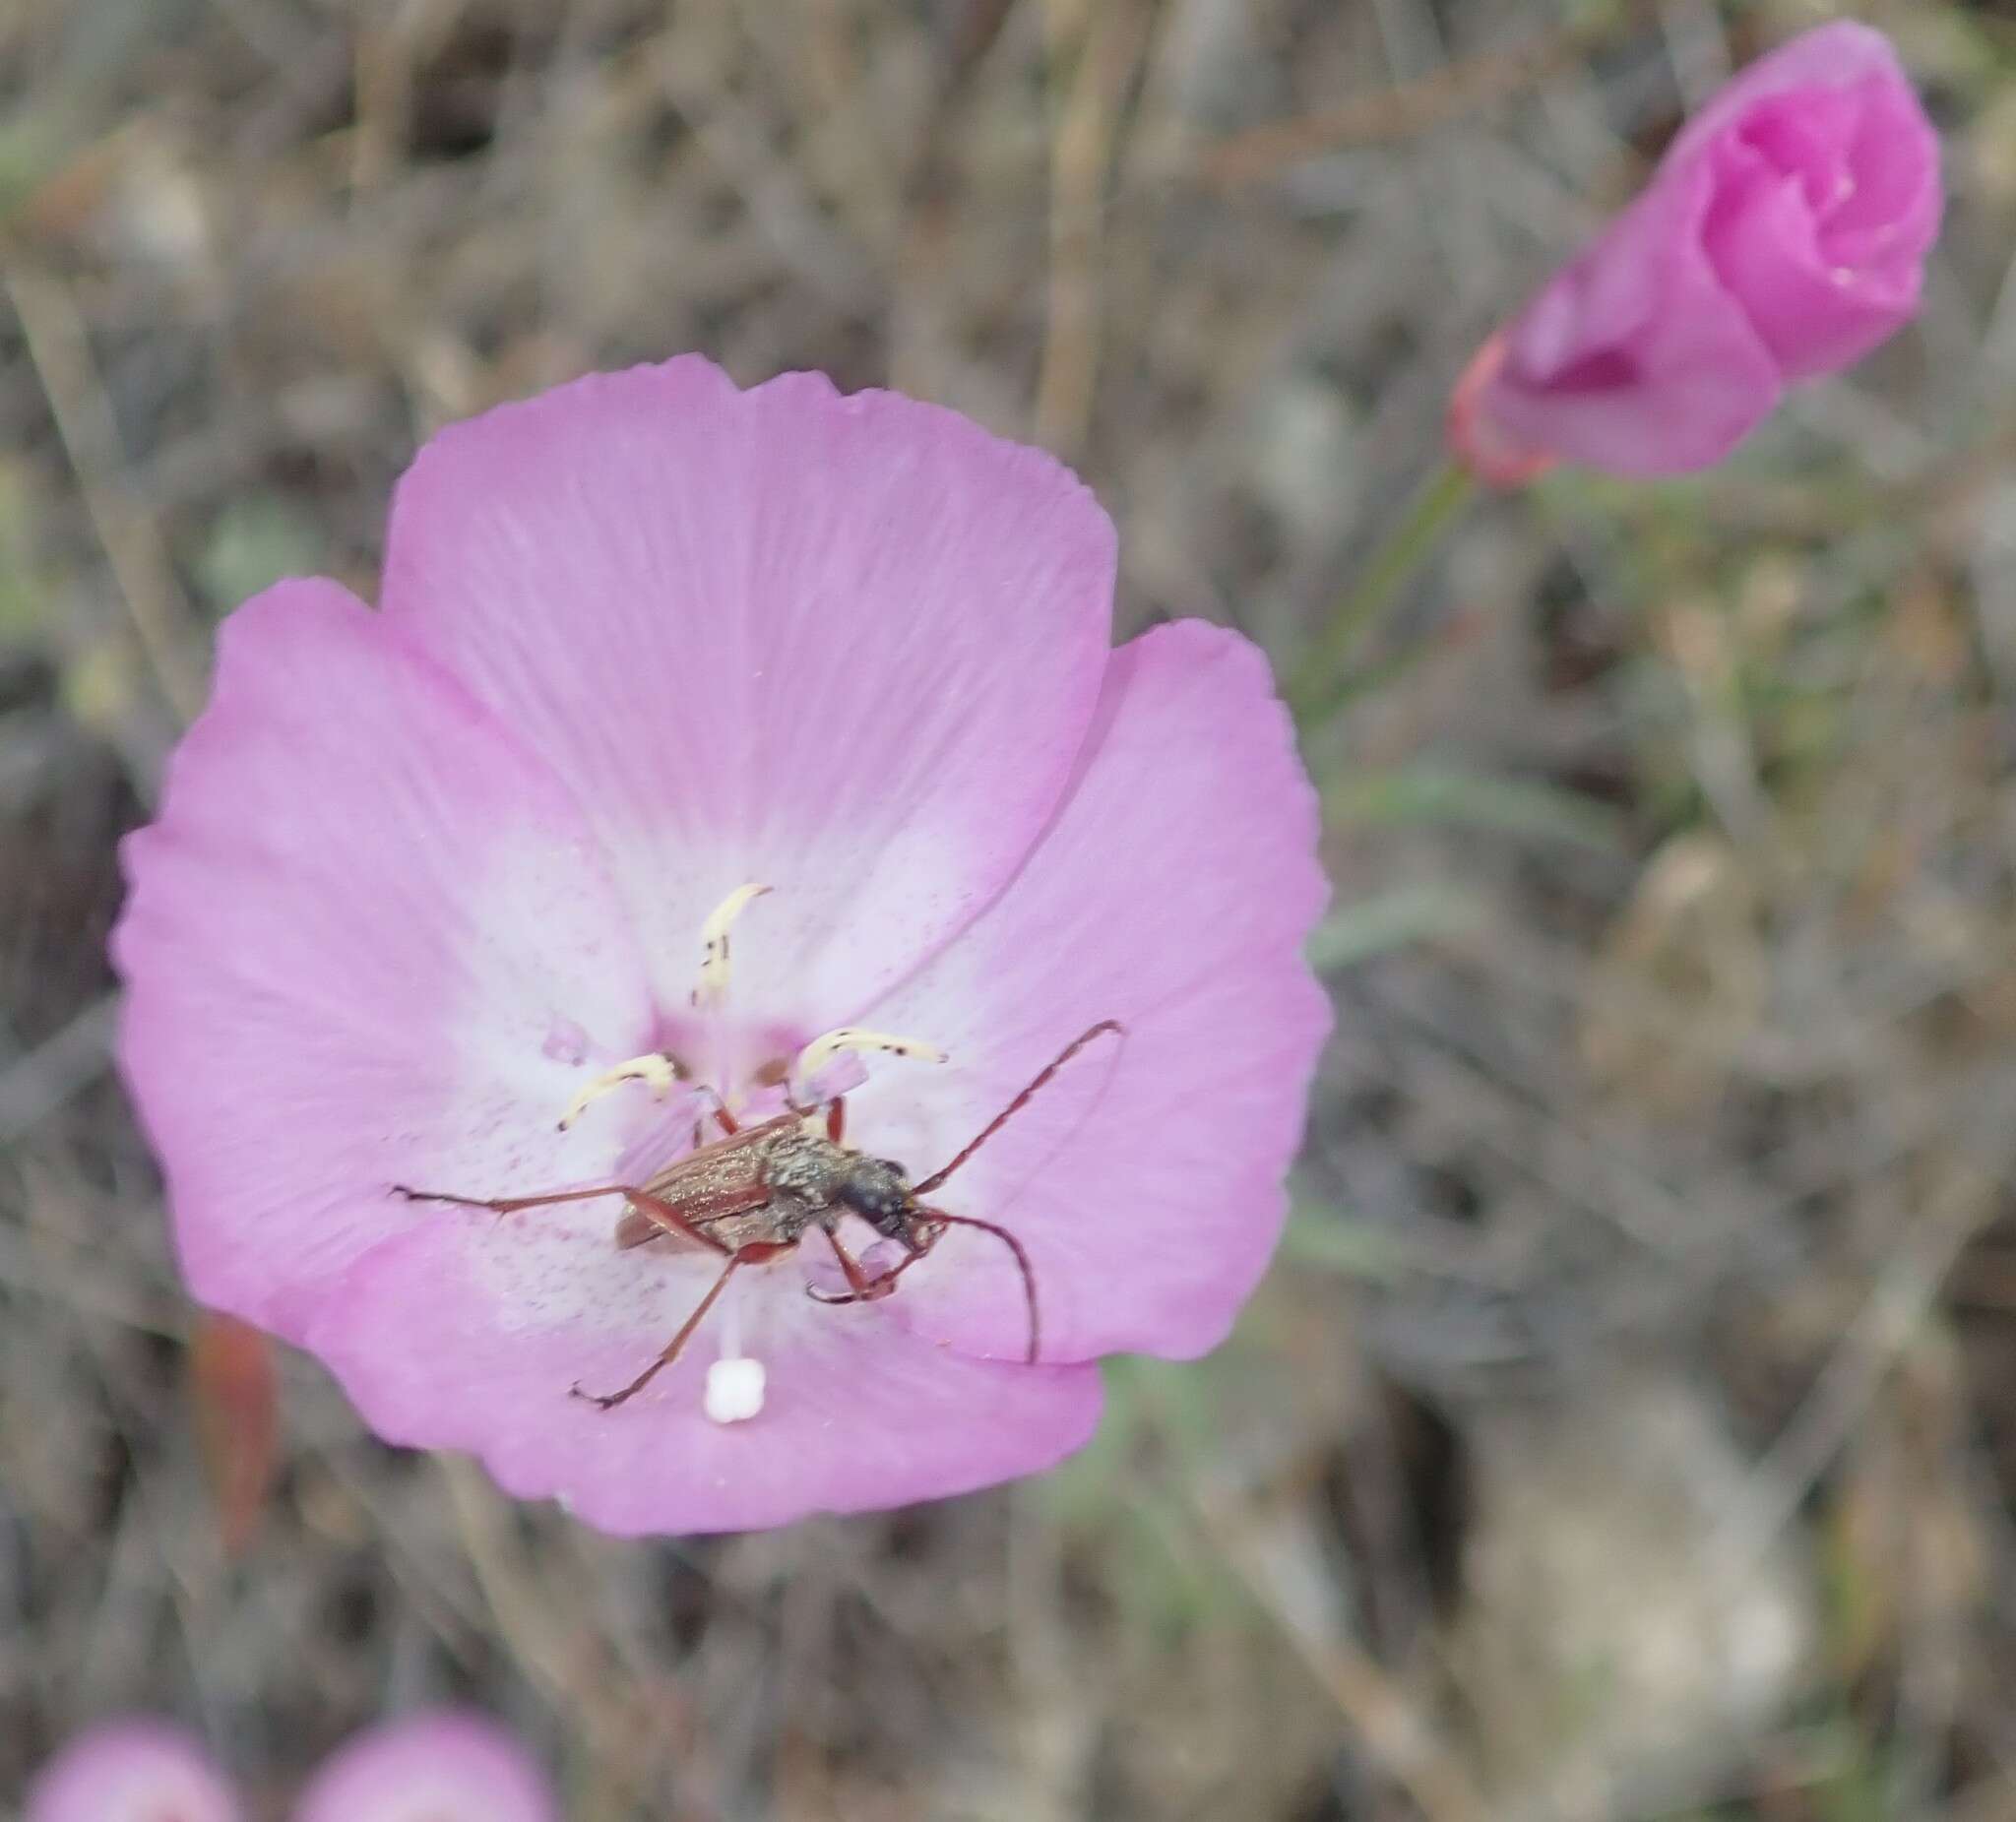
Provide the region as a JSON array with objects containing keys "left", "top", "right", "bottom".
[
  {"left": 394, "top": 1015, "right": 1125, "bottom": 1411},
  {"left": 113, "top": 357, "right": 1329, "bottom": 1536}
]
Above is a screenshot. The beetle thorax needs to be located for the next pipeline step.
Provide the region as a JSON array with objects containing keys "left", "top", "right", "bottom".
[{"left": 757, "top": 1128, "right": 851, "bottom": 1205}]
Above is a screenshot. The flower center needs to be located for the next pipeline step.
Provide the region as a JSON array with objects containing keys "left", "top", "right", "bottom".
[
  {"left": 558, "top": 884, "right": 946, "bottom": 1135},
  {"left": 558, "top": 884, "right": 950, "bottom": 1424}
]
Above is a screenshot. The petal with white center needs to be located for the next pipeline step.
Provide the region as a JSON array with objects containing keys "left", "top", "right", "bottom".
[
  {"left": 853, "top": 621, "right": 1331, "bottom": 1363},
  {"left": 311, "top": 1215, "right": 1104, "bottom": 1536},
  {"left": 378, "top": 358, "right": 1117, "bottom": 1030},
  {"left": 112, "top": 581, "right": 657, "bottom": 1343}
]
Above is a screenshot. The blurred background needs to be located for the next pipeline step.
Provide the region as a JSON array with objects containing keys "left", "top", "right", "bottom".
[{"left": 3, "top": 0, "right": 2015, "bottom": 1816}]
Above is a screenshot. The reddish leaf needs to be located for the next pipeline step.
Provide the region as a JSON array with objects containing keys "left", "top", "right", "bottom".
[{"left": 188, "top": 1311, "right": 279, "bottom": 1556}]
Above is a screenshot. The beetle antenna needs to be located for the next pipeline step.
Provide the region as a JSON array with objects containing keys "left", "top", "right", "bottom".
[
  {"left": 914, "top": 1020, "right": 1122, "bottom": 1196},
  {"left": 922, "top": 1208, "right": 1041, "bottom": 1364}
]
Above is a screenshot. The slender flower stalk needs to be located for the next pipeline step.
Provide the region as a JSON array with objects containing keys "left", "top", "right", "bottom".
[{"left": 1290, "top": 459, "right": 1477, "bottom": 726}]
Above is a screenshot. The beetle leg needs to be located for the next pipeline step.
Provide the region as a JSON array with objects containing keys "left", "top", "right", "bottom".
[
  {"left": 573, "top": 1239, "right": 794, "bottom": 1411},
  {"left": 396, "top": 1181, "right": 734, "bottom": 1256},
  {"left": 918, "top": 1206, "right": 1040, "bottom": 1363},
  {"left": 811, "top": 1207, "right": 1041, "bottom": 1364},
  {"left": 690, "top": 1082, "right": 739, "bottom": 1136},
  {"left": 805, "top": 1224, "right": 896, "bottom": 1305}
]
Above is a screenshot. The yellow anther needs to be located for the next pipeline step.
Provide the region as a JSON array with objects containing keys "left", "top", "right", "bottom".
[
  {"left": 692, "top": 882, "right": 773, "bottom": 1010},
  {"left": 793, "top": 1028, "right": 949, "bottom": 1084},
  {"left": 557, "top": 1053, "right": 677, "bottom": 1131}
]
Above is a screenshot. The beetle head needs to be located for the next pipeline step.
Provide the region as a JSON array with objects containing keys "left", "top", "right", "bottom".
[{"left": 837, "top": 1155, "right": 928, "bottom": 1246}]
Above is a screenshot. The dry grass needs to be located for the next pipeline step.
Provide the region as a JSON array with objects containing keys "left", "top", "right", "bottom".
[{"left": 4, "top": 0, "right": 2016, "bottom": 1816}]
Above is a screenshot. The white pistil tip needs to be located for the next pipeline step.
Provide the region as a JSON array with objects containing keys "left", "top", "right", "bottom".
[{"left": 705, "top": 1355, "right": 767, "bottom": 1424}]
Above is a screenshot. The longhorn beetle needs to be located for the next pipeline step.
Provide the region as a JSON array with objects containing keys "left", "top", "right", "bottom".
[{"left": 396, "top": 1021, "right": 1122, "bottom": 1411}]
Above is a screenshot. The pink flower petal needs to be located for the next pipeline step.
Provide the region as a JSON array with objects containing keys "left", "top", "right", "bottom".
[
  {"left": 1702, "top": 77, "right": 1938, "bottom": 382},
  {"left": 1701, "top": 131, "right": 1912, "bottom": 383},
  {"left": 112, "top": 581, "right": 658, "bottom": 1342},
  {"left": 1481, "top": 156, "right": 1785, "bottom": 477},
  {"left": 28, "top": 1722, "right": 239, "bottom": 1822},
  {"left": 1829, "top": 79, "right": 1941, "bottom": 257},
  {"left": 848, "top": 621, "right": 1330, "bottom": 1363},
  {"left": 379, "top": 358, "right": 1116, "bottom": 1035},
  {"left": 1666, "top": 21, "right": 1920, "bottom": 166},
  {"left": 308, "top": 1215, "right": 1102, "bottom": 1535},
  {"left": 293, "top": 1712, "right": 554, "bottom": 1822}
]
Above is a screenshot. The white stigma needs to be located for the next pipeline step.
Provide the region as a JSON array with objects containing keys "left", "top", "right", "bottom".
[{"left": 705, "top": 1355, "right": 766, "bottom": 1424}]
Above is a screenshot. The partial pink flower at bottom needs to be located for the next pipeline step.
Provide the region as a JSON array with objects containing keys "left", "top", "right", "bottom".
[
  {"left": 1453, "top": 22, "right": 1941, "bottom": 481},
  {"left": 113, "top": 356, "right": 1330, "bottom": 1536},
  {"left": 27, "top": 1722, "right": 240, "bottom": 1822},
  {"left": 294, "top": 1713, "right": 554, "bottom": 1822},
  {"left": 27, "top": 1714, "right": 554, "bottom": 1822}
]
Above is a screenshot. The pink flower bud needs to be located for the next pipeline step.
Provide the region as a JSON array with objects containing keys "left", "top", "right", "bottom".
[{"left": 1455, "top": 23, "right": 1940, "bottom": 481}]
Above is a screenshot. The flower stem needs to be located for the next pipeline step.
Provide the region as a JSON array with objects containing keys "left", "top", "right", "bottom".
[{"left": 1289, "top": 459, "right": 1477, "bottom": 728}]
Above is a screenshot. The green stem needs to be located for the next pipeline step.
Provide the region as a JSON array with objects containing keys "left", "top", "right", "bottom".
[{"left": 1289, "top": 459, "right": 1478, "bottom": 728}]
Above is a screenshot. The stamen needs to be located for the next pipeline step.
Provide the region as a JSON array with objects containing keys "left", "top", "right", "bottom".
[
  {"left": 556, "top": 1052, "right": 677, "bottom": 1131},
  {"left": 792, "top": 1028, "right": 949, "bottom": 1092},
  {"left": 692, "top": 882, "right": 773, "bottom": 1011}
]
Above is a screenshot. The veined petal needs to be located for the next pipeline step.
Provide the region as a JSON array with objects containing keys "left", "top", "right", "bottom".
[
  {"left": 310, "top": 1217, "right": 1103, "bottom": 1536},
  {"left": 851, "top": 622, "right": 1330, "bottom": 1363},
  {"left": 380, "top": 358, "right": 1116, "bottom": 1031},
  {"left": 112, "top": 581, "right": 658, "bottom": 1343}
]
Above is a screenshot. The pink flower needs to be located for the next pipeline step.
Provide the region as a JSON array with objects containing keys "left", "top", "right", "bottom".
[
  {"left": 294, "top": 1713, "right": 555, "bottom": 1822},
  {"left": 28, "top": 1714, "right": 554, "bottom": 1822},
  {"left": 113, "top": 357, "right": 1328, "bottom": 1535},
  {"left": 1453, "top": 22, "right": 1941, "bottom": 481},
  {"left": 26, "top": 1721, "right": 241, "bottom": 1822}
]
